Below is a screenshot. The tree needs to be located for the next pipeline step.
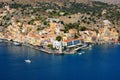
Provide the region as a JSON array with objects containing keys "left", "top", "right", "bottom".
[
  {"left": 79, "top": 26, "right": 86, "bottom": 31},
  {"left": 28, "top": 19, "right": 34, "bottom": 25},
  {"left": 118, "top": 36, "right": 120, "bottom": 41},
  {"left": 56, "top": 36, "right": 62, "bottom": 41},
  {"left": 37, "top": 27, "right": 44, "bottom": 31},
  {"left": 74, "top": 34, "right": 79, "bottom": 38},
  {"left": 47, "top": 44, "right": 53, "bottom": 49},
  {"left": 43, "top": 21, "right": 49, "bottom": 26},
  {"left": 93, "top": 29, "right": 99, "bottom": 34}
]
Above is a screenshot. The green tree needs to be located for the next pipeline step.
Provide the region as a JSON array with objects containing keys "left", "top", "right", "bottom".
[
  {"left": 37, "top": 27, "right": 44, "bottom": 31},
  {"left": 47, "top": 44, "right": 53, "bottom": 49},
  {"left": 74, "top": 34, "right": 79, "bottom": 38},
  {"left": 56, "top": 36, "right": 62, "bottom": 41},
  {"left": 118, "top": 36, "right": 120, "bottom": 41},
  {"left": 79, "top": 26, "right": 86, "bottom": 31},
  {"left": 28, "top": 19, "right": 34, "bottom": 25}
]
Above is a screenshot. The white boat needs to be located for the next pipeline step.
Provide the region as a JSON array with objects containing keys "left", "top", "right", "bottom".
[
  {"left": 25, "top": 45, "right": 31, "bottom": 63},
  {"left": 82, "top": 51, "right": 85, "bottom": 54},
  {"left": 78, "top": 52, "right": 82, "bottom": 55},
  {"left": 25, "top": 59, "right": 31, "bottom": 63},
  {"left": 118, "top": 43, "right": 120, "bottom": 45},
  {"left": 0, "top": 39, "right": 3, "bottom": 42},
  {"left": 78, "top": 51, "right": 85, "bottom": 55},
  {"left": 89, "top": 45, "right": 92, "bottom": 48},
  {"left": 14, "top": 42, "right": 21, "bottom": 46}
]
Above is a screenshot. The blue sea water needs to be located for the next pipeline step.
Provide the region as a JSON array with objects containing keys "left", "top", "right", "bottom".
[{"left": 0, "top": 42, "right": 120, "bottom": 80}]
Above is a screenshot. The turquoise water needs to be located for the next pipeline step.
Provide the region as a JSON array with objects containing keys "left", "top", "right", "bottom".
[{"left": 0, "top": 42, "right": 120, "bottom": 80}]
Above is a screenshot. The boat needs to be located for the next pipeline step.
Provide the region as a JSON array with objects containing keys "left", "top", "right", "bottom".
[
  {"left": 89, "top": 45, "right": 92, "bottom": 48},
  {"left": 0, "top": 39, "right": 3, "bottom": 42},
  {"left": 118, "top": 43, "right": 120, "bottom": 45},
  {"left": 78, "top": 52, "right": 82, "bottom": 55},
  {"left": 25, "top": 45, "right": 31, "bottom": 63},
  {"left": 81, "top": 51, "right": 85, "bottom": 54},
  {"left": 0, "top": 39, "right": 4, "bottom": 42},
  {"left": 13, "top": 42, "right": 21, "bottom": 46},
  {"left": 25, "top": 59, "right": 31, "bottom": 63},
  {"left": 78, "top": 51, "right": 85, "bottom": 55}
]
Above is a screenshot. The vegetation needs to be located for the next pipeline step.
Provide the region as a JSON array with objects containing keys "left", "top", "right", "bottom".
[
  {"left": 28, "top": 19, "right": 34, "bottom": 25},
  {"left": 79, "top": 26, "right": 86, "bottom": 31},
  {"left": 36, "top": 27, "right": 44, "bottom": 31},
  {"left": 47, "top": 44, "right": 53, "bottom": 49},
  {"left": 10, "top": 3, "right": 32, "bottom": 9},
  {"left": 64, "top": 23, "right": 86, "bottom": 32},
  {"left": 56, "top": 36, "right": 62, "bottom": 41},
  {"left": 43, "top": 21, "right": 49, "bottom": 26},
  {"left": 74, "top": 34, "right": 79, "bottom": 39},
  {"left": 64, "top": 23, "right": 80, "bottom": 32},
  {"left": 38, "top": 1, "right": 119, "bottom": 26},
  {"left": 0, "top": 3, "right": 4, "bottom": 8},
  {"left": 118, "top": 36, "right": 120, "bottom": 41},
  {"left": 0, "top": 1, "right": 119, "bottom": 33}
]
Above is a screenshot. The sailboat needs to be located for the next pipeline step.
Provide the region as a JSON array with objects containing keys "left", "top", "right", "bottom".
[{"left": 25, "top": 46, "right": 31, "bottom": 63}]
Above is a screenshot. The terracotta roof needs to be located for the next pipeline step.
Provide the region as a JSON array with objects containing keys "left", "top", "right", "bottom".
[
  {"left": 29, "top": 33, "right": 40, "bottom": 39},
  {"left": 64, "top": 38, "right": 83, "bottom": 42},
  {"left": 68, "top": 29, "right": 77, "bottom": 34}
]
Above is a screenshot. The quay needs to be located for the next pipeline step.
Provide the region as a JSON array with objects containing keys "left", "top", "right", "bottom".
[{"left": 0, "top": 38, "right": 120, "bottom": 55}]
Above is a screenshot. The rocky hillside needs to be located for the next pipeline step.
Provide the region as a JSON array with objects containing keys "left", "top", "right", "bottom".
[
  {"left": 0, "top": 0, "right": 119, "bottom": 4},
  {"left": 0, "top": 0, "right": 91, "bottom": 4},
  {"left": 0, "top": 0, "right": 119, "bottom": 31},
  {"left": 94, "top": 0, "right": 120, "bottom": 4}
]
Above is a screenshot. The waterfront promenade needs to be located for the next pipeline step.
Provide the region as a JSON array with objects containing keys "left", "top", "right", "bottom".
[{"left": 0, "top": 38, "right": 120, "bottom": 55}]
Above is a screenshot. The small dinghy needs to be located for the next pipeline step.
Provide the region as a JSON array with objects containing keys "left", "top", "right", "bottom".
[
  {"left": 78, "top": 51, "right": 85, "bottom": 55},
  {"left": 14, "top": 42, "right": 21, "bottom": 46},
  {"left": 25, "top": 46, "right": 31, "bottom": 63},
  {"left": 0, "top": 39, "right": 3, "bottom": 42},
  {"left": 78, "top": 52, "right": 82, "bottom": 55},
  {"left": 25, "top": 59, "right": 31, "bottom": 63}
]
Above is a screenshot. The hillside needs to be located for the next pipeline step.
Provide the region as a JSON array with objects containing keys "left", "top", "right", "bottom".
[
  {"left": 94, "top": 0, "right": 120, "bottom": 4},
  {"left": 0, "top": 0, "right": 91, "bottom": 4},
  {"left": 0, "top": 0, "right": 119, "bottom": 32},
  {"left": 0, "top": 0, "right": 119, "bottom": 4}
]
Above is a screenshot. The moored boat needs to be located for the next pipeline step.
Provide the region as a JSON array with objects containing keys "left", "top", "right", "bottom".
[
  {"left": 25, "top": 59, "right": 31, "bottom": 63},
  {"left": 78, "top": 51, "right": 85, "bottom": 55},
  {"left": 13, "top": 42, "right": 21, "bottom": 46},
  {"left": 0, "top": 39, "right": 3, "bottom": 42}
]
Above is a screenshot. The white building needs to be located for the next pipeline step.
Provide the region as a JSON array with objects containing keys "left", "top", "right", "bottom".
[
  {"left": 52, "top": 40, "right": 61, "bottom": 49},
  {"left": 103, "top": 20, "right": 111, "bottom": 26},
  {"left": 5, "top": 5, "right": 10, "bottom": 11},
  {"left": 46, "top": 18, "right": 60, "bottom": 23}
]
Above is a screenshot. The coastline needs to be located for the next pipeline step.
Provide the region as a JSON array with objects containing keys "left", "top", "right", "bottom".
[
  {"left": 0, "top": 38, "right": 120, "bottom": 55},
  {"left": 0, "top": 38, "right": 73, "bottom": 55}
]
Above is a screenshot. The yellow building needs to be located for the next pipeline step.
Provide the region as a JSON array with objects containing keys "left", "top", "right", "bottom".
[{"left": 50, "top": 22, "right": 56, "bottom": 34}]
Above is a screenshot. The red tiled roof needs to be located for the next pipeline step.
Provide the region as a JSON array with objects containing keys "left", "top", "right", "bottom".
[{"left": 64, "top": 38, "right": 83, "bottom": 42}]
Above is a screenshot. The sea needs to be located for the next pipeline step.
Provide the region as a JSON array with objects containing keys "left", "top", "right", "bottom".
[{"left": 0, "top": 42, "right": 120, "bottom": 80}]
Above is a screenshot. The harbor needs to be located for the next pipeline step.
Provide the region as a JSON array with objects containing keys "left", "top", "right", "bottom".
[
  {"left": 0, "top": 41, "right": 120, "bottom": 80},
  {"left": 0, "top": 38, "right": 93, "bottom": 55},
  {"left": 1, "top": 38, "right": 120, "bottom": 55}
]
